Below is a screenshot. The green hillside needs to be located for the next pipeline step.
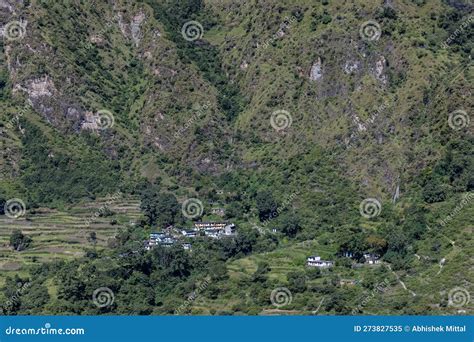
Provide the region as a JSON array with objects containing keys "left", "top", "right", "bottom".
[{"left": 0, "top": 0, "right": 472, "bottom": 315}]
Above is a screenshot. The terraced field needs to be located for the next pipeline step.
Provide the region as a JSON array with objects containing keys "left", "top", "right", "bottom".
[
  {"left": 0, "top": 196, "right": 143, "bottom": 285},
  {"left": 227, "top": 239, "right": 337, "bottom": 282}
]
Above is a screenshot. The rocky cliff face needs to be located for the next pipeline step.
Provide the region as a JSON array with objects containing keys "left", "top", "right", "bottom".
[
  {"left": 0, "top": 0, "right": 472, "bottom": 203},
  {"left": 205, "top": 0, "right": 472, "bottom": 197}
]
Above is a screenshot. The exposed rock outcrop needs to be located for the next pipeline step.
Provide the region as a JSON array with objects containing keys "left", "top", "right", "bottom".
[
  {"left": 131, "top": 11, "right": 146, "bottom": 47},
  {"left": 309, "top": 57, "right": 323, "bottom": 81}
]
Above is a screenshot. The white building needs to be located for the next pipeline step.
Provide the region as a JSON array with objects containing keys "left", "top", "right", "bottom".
[
  {"left": 307, "top": 255, "right": 334, "bottom": 268},
  {"left": 193, "top": 222, "right": 236, "bottom": 239},
  {"left": 224, "top": 223, "right": 236, "bottom": 236},
  {"left": 146, "top": 232, "right": 175, "bottom": 249},
  {"left": 204, "top": 228, "right": 222, "bottom": 238},
  {"left": 181, "top": 229, "right": 198, "bottom": 238},
  {"left": 363, "top": 253, "right": 381, "bottom": 265},
  {"left": 194, "top": 222, "right": 227, "bottom": 230}
]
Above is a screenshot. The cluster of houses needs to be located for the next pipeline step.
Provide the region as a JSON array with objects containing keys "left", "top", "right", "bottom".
[
  {"left": 193, "top": 222, "right": 235, "bottom": 238},
  {"left": 145, "top": 222, "right": 236, "bottom": 251},
  {"left": 306, "top": 252, "right": 381, "bottom": 268},
  {"left": 342, "top": 252, "right": 381, "bottom": 265}
]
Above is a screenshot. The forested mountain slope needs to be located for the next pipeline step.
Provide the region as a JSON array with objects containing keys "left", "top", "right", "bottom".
[{"left": 0, "top": 0, "right": 472, "bottom": 315}]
